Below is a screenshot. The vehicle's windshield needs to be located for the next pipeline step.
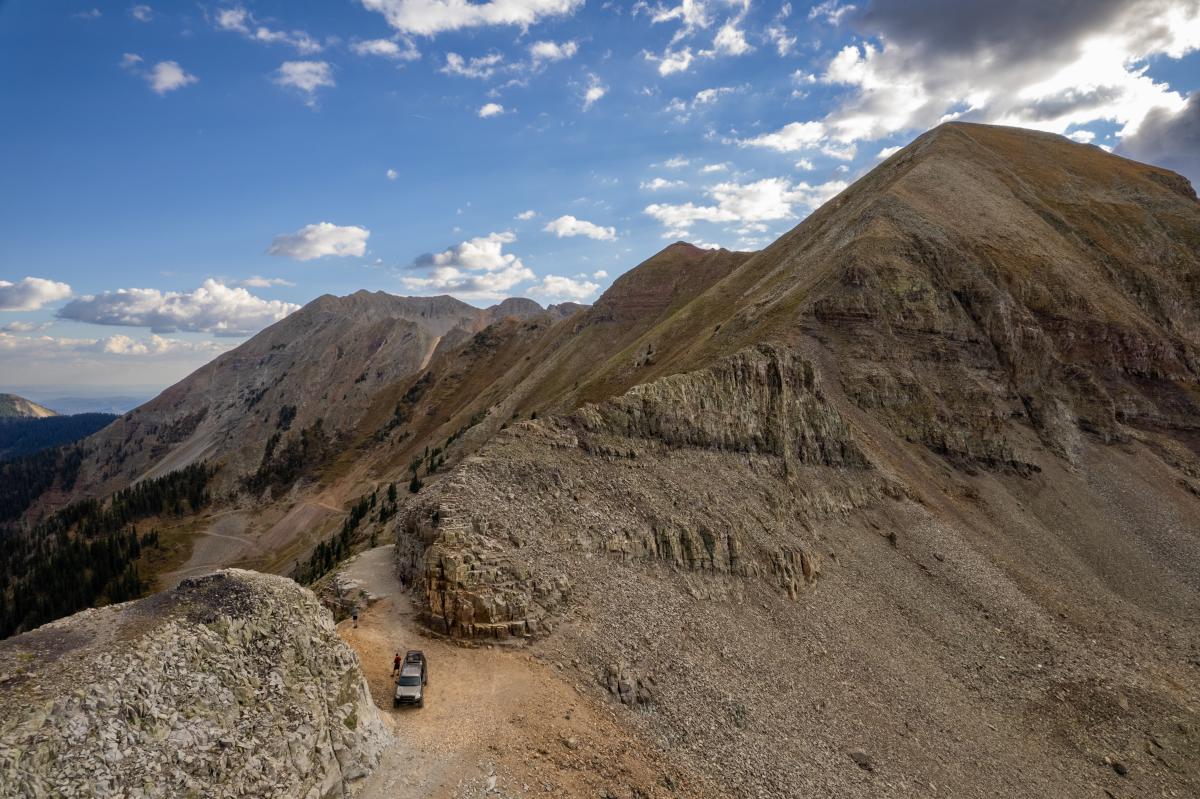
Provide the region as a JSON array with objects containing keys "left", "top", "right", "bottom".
[{"left": 398, "top": 675, "right": 421, "bottom": 686}]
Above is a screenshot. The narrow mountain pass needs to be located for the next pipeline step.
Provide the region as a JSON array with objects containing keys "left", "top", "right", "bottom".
[{"left": 335, "top": 545, "right": 706, "bottom": 799}]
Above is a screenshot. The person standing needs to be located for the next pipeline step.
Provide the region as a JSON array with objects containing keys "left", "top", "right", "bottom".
[{"left": 393, "top": 653, "right": 401, "bottom": 677}]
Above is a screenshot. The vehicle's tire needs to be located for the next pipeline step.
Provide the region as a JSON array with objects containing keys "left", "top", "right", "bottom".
[
  {"left": 393, "top": 698, "right": 399, "bottom": 708},
  {"left": 418, "top": 697, "right": 424, "bottom": 709}
]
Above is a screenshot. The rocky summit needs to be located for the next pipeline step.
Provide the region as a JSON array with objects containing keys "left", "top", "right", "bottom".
[
  {"left": 0, "top": 570, "right": 386, "bottom": 799},
  {"left": 3, "top": 122, "right": 1199, "bottom": 798}
]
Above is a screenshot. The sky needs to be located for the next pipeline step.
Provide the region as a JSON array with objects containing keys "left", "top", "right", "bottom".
[{"left": 2, "top": 0, "right": 1199, "bottom": 395}]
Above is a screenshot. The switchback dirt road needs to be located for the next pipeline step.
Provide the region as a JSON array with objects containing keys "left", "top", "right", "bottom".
[{"left": 335, "top": 545, "right": 705, "bottom": 799}]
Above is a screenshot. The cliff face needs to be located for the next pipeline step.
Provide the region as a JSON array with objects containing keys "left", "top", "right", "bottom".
[
  {"left": 0, "top": 570, "right": 386, "bottom": 799},
  {"left": 396, "top": 345, "right": 892, "bottom": 639},
  {"left": 574, "top": 344, "right": 869, "bottom": 468}
]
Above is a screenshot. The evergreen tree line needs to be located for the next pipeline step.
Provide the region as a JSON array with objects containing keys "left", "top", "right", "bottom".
[
  {"left": 387, "top": 371, "right": 434, "bottom": 432},
  {"left": 377, "top": 482, "right": 399, "bottom": 525},
  {"left": 0, "top": 444, "right": 85, "bottom": 523},
  {"left": 406, "top": 411, "right": 485, "bottom": 494},
  {"left": 0, "top": 413, "right": 117, "bottom": 461},
  {"left": 75, "top": 462, "right": 215, "bottom": 537},
  {"left": 243, "top": 419, "right": 330, "bottom": 494},
  {"left": 0, "top": 463, "right": 214, "bottom": 639},
  {"left": 293, "top": 480, "right": 403, "bottom": 585},
  {"left": 296, "top": 492, "right": 373, "bottom": 584}
]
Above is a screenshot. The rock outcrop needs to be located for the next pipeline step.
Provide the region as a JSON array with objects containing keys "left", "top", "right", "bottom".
[
  {"left": 396, "top": 344, "right": 884, "bottom": 639},
  {"left": 0, "top": 570, "right": 386, "bottom": 799},
  {"left": 574, "top": 344, "right": 869, "bottom": 468}
]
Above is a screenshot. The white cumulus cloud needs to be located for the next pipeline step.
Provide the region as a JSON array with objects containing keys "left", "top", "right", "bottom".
[
  {"left": 0, "top": 331, "right": 225, "bottom": 357},
  {"left": 129, "top": 4, "right": 153, "bottom": 22},
  {"left": 0, "top": 321, "right": 49, "bottom": 334},
  {"left": 478, "top": 102, "right": 506, "bottom": 117},
  {"left": 215, "top": 6, "right": 323, "bottom": 54},
  {"left": 98, "top": 334, "right": 221, "bottom": 356},
  {"left": 0, "top": 277, "right": 72, "bottom": 311},
  {"left": 442, "top": 52, "right": 505, "bottom": 79},
  {"left": 352, "top": 37, "right": 420, "bottom": 61},
  {"left": 148, "top": 61, "right": 198, "bottom": 94},
  {"left": 583, "top": 74, "right": 607, "bottom": 110},
  {"left": 644, "top": 177, "right": 848, "bottom": 237},
  {"left": 359, "top": 0, "right": 584, "bottom": 36},
  {"left": 641, "top": 177, "right": 686, "bottom": 191},
  {"left": 739, "top": 120, "right": 827, "bottom": 152},
  {"left": 646, "top": 47, "right": 695, "bottom": 76},
  {"left": 403, "top": 231, "right": 534, "bottom": 300},
  {"left": 530, "top": 39, "right": 579, "bottom": 63},
  {"left": 268, "top": 222, "right": 370, "bottom": 260},
  {"left": 529, "top": 274, "right": 600, "bottom": 302},
  {"left": 56, "top": 279, "right": 300, "bottom": 336},
  {"left": 238, "top": 276, "right": 296, "bottom": 288},
  {"left": 641, "top": 0, "right": 755, "bottom": 75},
  {"left": 543, "top": 215, "right": 616, "bottom": 240},
  {"left": 273, "top": 61, "right": 335, "bottom": 98}
]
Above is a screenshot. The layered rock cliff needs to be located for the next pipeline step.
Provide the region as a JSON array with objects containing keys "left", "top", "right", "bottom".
[
  {"left": 396, "top": 344, "right": 893, "bottom": 638},
  {"left": 0, "top": 570, "right": 386, "bottom": 799}
]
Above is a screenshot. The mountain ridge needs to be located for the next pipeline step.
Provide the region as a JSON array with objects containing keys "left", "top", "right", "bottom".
[
  {"left": 0, "top": 394, "right": 58, "bottom": 419},
  {"left": 3, "top": 121, "right": 1199, "bottom": 798}
]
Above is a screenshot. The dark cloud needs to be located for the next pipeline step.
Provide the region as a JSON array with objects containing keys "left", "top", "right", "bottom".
[
  {"left": 855, "top": 0, "right": 1132, "bottom": 61},
  {"left": 1117, "top": 92, "right": 1200, "bottom": 187},
  {"left": 1018, "top": 86, "right": 1126, "bottom": 123}
]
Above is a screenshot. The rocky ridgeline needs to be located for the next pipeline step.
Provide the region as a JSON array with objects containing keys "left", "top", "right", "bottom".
[
  {"left": 573, "top": 344, "right": 870, "bottom": 469},
  {"left": 0, "top": 570, "right": 386, "bottom": 799},
  {"left": 396, "top": 345, "right": 885, "bottom": 639}
]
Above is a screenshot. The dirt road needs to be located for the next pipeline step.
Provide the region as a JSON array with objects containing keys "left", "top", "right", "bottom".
[
  {"left": 335, "top": 545, "right": 704, "bottom": 799},
  {"left": 159, "top": 511, "right": 259, "bottom": 588}
]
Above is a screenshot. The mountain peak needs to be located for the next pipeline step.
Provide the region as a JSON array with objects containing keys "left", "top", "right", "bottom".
[{"left": 0, "top": 393, "right": 57, "bottom": 418}]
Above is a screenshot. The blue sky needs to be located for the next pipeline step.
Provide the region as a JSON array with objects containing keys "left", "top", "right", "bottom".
[{"left": 2, "top": 0, "right": 1199, "bottom": 394}]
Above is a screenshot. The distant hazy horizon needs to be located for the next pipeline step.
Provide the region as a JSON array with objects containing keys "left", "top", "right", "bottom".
[{"left": 3, "top": 386, "right": 160, "bottom": 415}]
